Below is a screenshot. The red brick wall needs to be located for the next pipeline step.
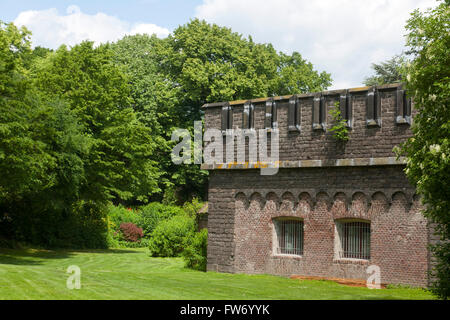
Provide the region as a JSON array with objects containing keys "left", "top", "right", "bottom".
[{"left": 208, "top": 168, "right": 429, "bottom": 287}]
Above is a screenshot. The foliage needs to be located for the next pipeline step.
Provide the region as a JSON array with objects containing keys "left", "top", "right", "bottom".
[
  {"left": 119, "top": 222, "right": 144, "bottom": 242},
  {"left": 399, "top": 1, "right": 450, "bottom": 299},
  {"left": 137, "top": 202, "right": 185, "bottom": 237},
  {"left": 110, "top": 33, "right": 208, "bottom": 202},
  {"left": 0, "top": 22, "right": 55, "bottom": 201},
  {"left": 182, "top": 228, "right": 208, "bottom": 271},
  {"left": 1, "top": 18, "right": 331, "bottom": 249},
  {"left": 32, "top": 41, "right": 161, "bottom": 203},
  {"left": 182, "top": 198, "right": 204, "bottom": 219},
  {"left": 0, "top": 23, "right": 163, "bottom": 248},
  {"left": 105, "top": 202, "right": 198, "bottom": 249},
  {"left": 110, "top": 20, "right": 332, "bottom": 203},
  {"left": 107, "top": 205, "right": 140, "bottom": 228},
  {"left": 148, "top": 215, "right": 195, "bottom": 257},
  {"left": 110, "top": 20, "right": 331, "bottom": 202},
  {"left": 274, "top": 51, "right": 332, "bottom": 95},
  {"left": 164, "top": 19, "right": 331, "bottom": 123},
  {"left": 328, "top": 102, "right": 349, "bottom": 142},
  {"left": 0, "top": 21, "right": 109, "bottom": 248},
  {"left": 364, "top": 54, "right": 408, "bottom": 86}
]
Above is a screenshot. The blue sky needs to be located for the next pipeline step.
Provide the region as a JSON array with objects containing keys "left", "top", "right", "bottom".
[
  {"left": 0, "top": 0, "right": 437, "bottom": 89},
  {"left": 0, "top": 0, "right": 202, "bottom": 30}
]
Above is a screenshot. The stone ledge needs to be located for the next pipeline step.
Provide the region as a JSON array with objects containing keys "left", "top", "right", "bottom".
[{"left": 200, "top": 157, "right": 406, "bottom": 170}]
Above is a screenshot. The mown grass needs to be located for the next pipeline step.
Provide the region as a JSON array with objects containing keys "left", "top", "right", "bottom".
[{"left": 0, "top": 247, "right": 435, "bottom": 300}]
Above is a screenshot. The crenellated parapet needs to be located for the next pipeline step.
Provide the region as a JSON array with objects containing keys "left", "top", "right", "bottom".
[{"left": 202, "top": 83, "right": 414, "bottom": 167}]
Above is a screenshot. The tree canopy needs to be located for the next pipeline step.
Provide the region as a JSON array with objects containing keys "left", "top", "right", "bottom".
[
  {"left": 363, "top": 54, "right": 408, "bottom": 86},
  {"left": 0, "top": 18, "right": 332, "bottom": 247},
  {"left": 400, "top": 1, "right": 450, "bottom": 299}
]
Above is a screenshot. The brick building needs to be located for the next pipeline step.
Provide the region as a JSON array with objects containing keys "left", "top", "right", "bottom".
[{"left": 201, "top": 83, "right": 433, "bottom": 287}]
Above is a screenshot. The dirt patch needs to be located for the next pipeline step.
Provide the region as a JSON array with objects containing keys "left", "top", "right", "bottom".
[{"left": 290, "top": 275, "right": 387, "bottom": 288}]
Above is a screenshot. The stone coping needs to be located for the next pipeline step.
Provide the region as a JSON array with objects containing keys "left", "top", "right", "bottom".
[
  {"left": 201, "top": 83, "right": 403, "bottom": 109},
  {"left": 200, "top": 157, "right": 406, "bottom": 170}
]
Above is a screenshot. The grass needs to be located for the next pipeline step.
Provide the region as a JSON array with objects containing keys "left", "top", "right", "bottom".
[{"left": 0, "top": 247, "right": 436, "bottom": 300}]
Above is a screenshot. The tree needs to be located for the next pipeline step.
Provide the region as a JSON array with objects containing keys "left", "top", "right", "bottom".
[
  {"left": 110, "top": 34, "right": 185, "bottom": 202},
  {"left": 0, "top": 22, "right": 103, "bottom": 247},
  {"left": 400, "top": 1, "right": 450, "bottom": 299},
  {"left": 0, "top": 21, "right": 55, "bottom": 202},
  {"left": 32, "top": 41, "right": 161, "bottom": 203},
  {"left": 163, "top": 19, "right": 332, "bottom": 124},
  {"left": 273, "top": 51, "right": 331, "bottom": 95},
  {"left": 363, "top": 54, "right": 408, "bottom": 86},
  {"left": 120, "top": 20, "right": 331, "bottom": 202}
]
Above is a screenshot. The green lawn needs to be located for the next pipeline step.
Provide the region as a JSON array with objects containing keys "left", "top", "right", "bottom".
[{"left": 0, "top": 247, "right": 435, "bottom": 300}]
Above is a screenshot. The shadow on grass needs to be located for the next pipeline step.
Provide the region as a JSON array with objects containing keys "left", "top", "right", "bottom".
[
  {"left": 0, "top": 247, "right": 143, "bottom": 266},
  {"left": 0, "top": 248, "right": 75, "bottom": 265},
  {"left": 68, "top": 248, "right": 144, "bottom": 254}
]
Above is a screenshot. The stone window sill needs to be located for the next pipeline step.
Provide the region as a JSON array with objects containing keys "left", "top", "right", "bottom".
[
  {"left": 333, "top": 258, "right": 370, "bottom": 265},
  {"left": 272, "top": 254, "right": 303, "bottom": 260},
  {"left": 312, "top": 123, "right": 326, "bottom": 131},
  {"left": 366, "top": 119, "right": 381, "bottom": 127},
  {"left": 288, "top": 125, "right": 301, "bottom": 132},
  {"left": 396, "top": 116, "right": 411, "bottom": 125}
]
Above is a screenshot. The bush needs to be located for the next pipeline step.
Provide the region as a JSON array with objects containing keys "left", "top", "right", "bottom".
[
  {"left": 119, "top": 222, "right": 143, "bottom": 242},
  {"left": 107, "top": 204, "right": 140, "bottom": 228},
  {"left": 138, "top": 202, "right": 185, "bottom": 237},
  {"left": 182, "top": 229, "right": 208, "bottom": 271},
  {"left": 148, "top": 215, "right": 195, "bottom": 257}
]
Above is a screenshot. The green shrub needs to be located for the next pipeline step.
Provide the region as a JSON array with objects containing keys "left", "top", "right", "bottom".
[
  {"left": 7, "top": 199, "right": 110, "bottom": 249},
  {"left": 107, "top": 204, "right": 140, "bottom": 228},
  {"left": 148, "top": 215, "right": 195, "bottom": 257},
  {"left": 182, "top": 198, "right": 204, "bottom": 218},
  {"left": 182, "top": 229, "right": 208, "bottom": 271},
  {"left": 138, "top": 202, "right": 185, "bottom": 237}
]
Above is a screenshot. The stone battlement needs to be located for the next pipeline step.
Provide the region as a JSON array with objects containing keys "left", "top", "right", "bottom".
[{"left": 202, "top": 83, "right": 414, "bottom": 166}]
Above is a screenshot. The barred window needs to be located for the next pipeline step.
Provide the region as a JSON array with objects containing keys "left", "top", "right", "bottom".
[
  {"left": 274, "top": 219, "right": 304, "bottom": 256},
  {"left": 336, "top": 221, "right": 371, "bottom": 260}
]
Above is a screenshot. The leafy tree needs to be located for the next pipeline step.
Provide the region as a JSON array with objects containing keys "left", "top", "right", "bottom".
[
  {"left": 399, "top": 1, "right": 450, "bottom": 299},
  {"left": 273, "top": 51, "right": 331, "bottom": 95},
  {"left": 0, "top": 21, "right": 55, "bottom": 202},
  {"left": 32, "top": 41, "right": 161, "bottom": 203},
  {"left": 164, "top": 19, "right": 331, "bottom": 123},
  {"left": 110, "top": 34, "right": 187, "bottom": 201},
  {"left": 364, "top": 54, "right": 408, "bottom": 86},
  {"left": 0, "top": 22, "right": 104, "bottom": 247},
  {"left": 111, "top": 20, "right": 331, "bottom": 202}
]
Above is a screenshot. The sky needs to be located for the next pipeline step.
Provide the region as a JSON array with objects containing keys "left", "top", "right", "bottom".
[{"left": 0, "top": 0, "right": 437, "bottom": 89}]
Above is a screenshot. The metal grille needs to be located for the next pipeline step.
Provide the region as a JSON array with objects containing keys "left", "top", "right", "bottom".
[
  {"left": 341, "top": 222, "right": 371, "bottom": 259},
  {"left": 276, "top": 220, "right": 304, "bottom": 255}
]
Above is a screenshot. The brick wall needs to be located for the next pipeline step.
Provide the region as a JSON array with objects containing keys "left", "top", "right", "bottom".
[
  {"left": 203, "top": 84, "right": 431, "bottom": 287},
  {"left": 203, "top": 83, "right": 415, "bottom": 163}
]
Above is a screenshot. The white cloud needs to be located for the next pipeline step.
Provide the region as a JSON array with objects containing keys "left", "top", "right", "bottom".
[
  {"left": 14, "top": 5, "right": 170, "bottom": 49},
  {"left": 195, "top": 0, "right": 436, "bottom": 89}
]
